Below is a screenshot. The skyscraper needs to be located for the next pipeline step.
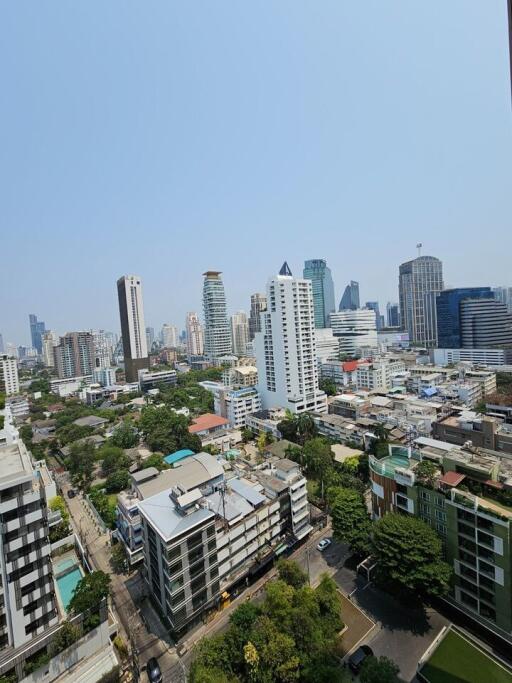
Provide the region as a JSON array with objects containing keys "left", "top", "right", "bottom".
[
  {"left": 255, "top": 262, "right": 327, "bottom": 414},
  {"left": 91, "top": 329, "right": 114, "bottom": 368},
  {"left": 231, "top": 311, "right": 249, "bottom": 357},
  {"left": 330, "top": 309, "right": 378, "bottom": 357},
  {"left": 398, "top": 256, "right": 443, "bottom": 347},
  {"left": 436, "top": 288, "right": 494, "bottom": 348},
  {"left": 161, "top": 324, "right": 178, "bottom": 349},
  {"left": 493, "top": 286, "right": 512, "bottom": 314},
  {"left": 365, "top": 301, "right": 383, "bottom": 330},
  {"left": 386, "top": 302, "right": 400, "bottom": 328},
  {"left": 202, "top": 271, "right": 232, "bottom": 359},
  {"left": 186, "top": 312, "right": 204, "bottom": 357},
  {"left": 28, "top": 314, "right": 46, "bottom": 354},
  {"left": 0, "top": 354, "right": 19, "bottom": 395},
  {"left": 339, "top": 281, "right": 360, "bottom": 311},
  {"left": 0, "top": 333, "right": 4, "bottom": 354},
  {"left": 117, "top": 275, "right": 149, "bottom": 382},
  {"left": 248, "top": 293, "right": 267, "bottom": 340},
  {"left": 41, "top": 330, "right": 59, "bottom": 368},
  {"left": 53, "top": 331, "right": 95, "bottom": 378},
  {"left": 303, "top": 259, "right": 336, "bottom": 328},
  {"left": 460, "top": 298, "right": 512, "bottom": 348},
  {"left": 146, "top": 327, "right": 155, "bottom": 352}
]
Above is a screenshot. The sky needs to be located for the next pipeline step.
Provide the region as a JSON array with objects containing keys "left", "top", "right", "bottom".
[{"left": 1, "top": 1, "right": 511, "bottom": 346}]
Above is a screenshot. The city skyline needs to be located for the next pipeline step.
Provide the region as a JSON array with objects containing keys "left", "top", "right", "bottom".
[{"left": 1, "top": 3, "right": 511, "bottom": 344}]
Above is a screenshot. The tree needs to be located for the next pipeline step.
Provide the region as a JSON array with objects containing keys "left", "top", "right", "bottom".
[
  {"left": 241, "top": 427, "right": 253, "bottom": 444},
  {"left": 110, "top": 421, "right": 138, "bottom": 448},
  {"left": 256, "top": 432, "right": 267, "bottom": 456},
  {"left": 328, "top": 487, "right": 372, "bottom": 556},
  {"left": 66, "top": 440, "right": 96, "bottom": 489},
  {"left": 57, "top": 424, "right": 94, "bottom": 446},
  {"left": 415, "top": 460, "right": 438, "bottom": 488},
  {"left": 303, "top": 438, "right": 333, "bottom": 485},
  {"left": 360, "top": 656, "right": 400, "bottom": 683},
  {"left": 372, "top": 513, "right": 451, "bottom": 598},
  {"left": 69, "top": 571, "right": 111, "bottom": 616},
  {"left": 295, "top": 413, "right": 318, "bottom": 445},
  {"left": 319, "top": 378, "right": 337, "bottom": 396},
  {"left": 105, "top": 470, "right": 130, "bottom": 493},
  {"left": 111, "top": 543, "right": 128, "bottom": 574},
  {"left": 101, "top": 446, "right": 131, "bottom": 476},
  {"left": 49, "top": 621, "right": 80, "bottom": 657},
  {"left": 140, "top": 453, "right": 168, "bottom": 471},
  {"left": 277, "top": 559, "right": 308, "bottom": 589},
  {"left": 140, "top": 406, "right": 201, "bottom": 453},
  {"left": 49, "top": 495, "right": 69, "bottom": 524}
]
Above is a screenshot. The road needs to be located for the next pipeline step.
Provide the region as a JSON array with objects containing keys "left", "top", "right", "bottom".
[{"left": 57, "top": 473, "right": 185, "bottom": 682}]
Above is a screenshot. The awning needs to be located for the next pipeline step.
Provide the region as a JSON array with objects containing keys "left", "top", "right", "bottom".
[{"left": 274, "top": 543, "right": 288, "bottom": 556}]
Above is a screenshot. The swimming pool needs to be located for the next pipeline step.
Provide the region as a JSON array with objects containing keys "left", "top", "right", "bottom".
[
  {"left": 56, "top": 567, "right": 83, "bottom": 611},
  {"left": 54, "top": 557, "right": 76, "bottom": 574}
]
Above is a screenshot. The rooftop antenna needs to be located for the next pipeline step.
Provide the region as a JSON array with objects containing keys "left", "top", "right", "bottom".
[{"left": 416, "top": 243, "right": 423, "bottom": 258}]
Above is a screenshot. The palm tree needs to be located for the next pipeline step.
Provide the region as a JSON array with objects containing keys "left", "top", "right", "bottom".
[{"left": 295, "top": 412, "right": 317, "bottom": 445}]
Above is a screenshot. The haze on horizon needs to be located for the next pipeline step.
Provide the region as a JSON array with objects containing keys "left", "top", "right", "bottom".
[{"left": 1, "top": 1, "right": 511, "bottom": 345}]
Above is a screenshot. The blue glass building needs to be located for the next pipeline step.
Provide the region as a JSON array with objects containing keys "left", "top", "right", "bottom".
[
  {"left": 303, "top": 259, "right": 336, "bottom": 328},
  {"left": 436, "top": 287, "right": 493, "bottom": 348}
]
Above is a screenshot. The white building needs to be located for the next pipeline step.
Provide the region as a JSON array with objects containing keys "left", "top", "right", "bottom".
[
  {"left": 203, "top": 271, "right": 232, "bottom": 359},
  {"left": 186, "top": 312, "right": 204, "bottom": 357},
  {"left": 91, "top": 329, "right": 114, "bottom": 369},
  {"left": 214, "top": 386, "right": 262, "bottom": 428},
  {"left": 93, "top": 367, "right": 117, "bottom": 387},
  {"left": 356, "top": 358, "right": 407, "bottom": 391},
  {"left": 255, "top": 263, "right": 327, "bottom": 414},
  {"left": 138, "top": 368, "right": 177, "bottom": 392},
  {"left": 432, "top": 347, "right": 512, "bottom": 367},
  {"left": 41, "top": 331, "right": 59, "bottom": 368},
  {"left": 0, "top": 355, "right": 19, "bottom": 395},
  {"left": 314, "top": 328, "right": 340, "bottom": 364},
  {"left": 330, "top": 309, "right": 378, "bottom": 357},
  {"left": 231, "top": 311, "right": 250, "bottom": 357},
  {"left": 161, "top": 323, "right": 179, "bottom": 349},
  {"left": 117, "top": 275, "right": 149, "bottom": 382},
  {"left": 221, "top": 364, "right": 258, "bottom": 389}
]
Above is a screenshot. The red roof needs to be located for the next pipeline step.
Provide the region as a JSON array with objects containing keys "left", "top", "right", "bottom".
[
  {"left": 484, "top": 479, "right": 504, "bottom": 490},
  {"left": 343, "top": 360, "right": 358, "bottom": 372},
  {"left": 189, "top": 413, "right": 229, "bottom": 434},
  {"left": 439, "top": 471, "right": 466, "bottom": 487}
]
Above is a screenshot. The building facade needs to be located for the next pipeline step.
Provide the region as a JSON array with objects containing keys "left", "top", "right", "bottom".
[
  {"left": 53, "top": 332, "right": 95, "bottom": 379},
  {"left": 436, "top": 288, "right": 494, "bottom": 349},
  {"left": 303, "top": 259, "right": 336, "bottom": 328},
  {"left": 255, "top": 263, "right": 327, "bottom": 414},
  {"left": 460, "top": 299, "right": 512, "bottom": 349},
  {"left": 117, "top": 275, "right": 149, "bottom": 382},
  {"left": 339, "top": 281, "right": 360, "bottom": 311},
  {"left": 230, "top": 312, "right": 250, "bottom": 357},
  {"left": 203, "top": 272, "right": 232, "bottom": 360},
  {"left": 399, "top": 256, "right": 443, "bottom": 347},
  {"left": 29, "top": 314, "right": 46, "bottom": 355},
  {"left": 330, "top": 309, "right": 378, "bottom": 357},
  {"left": 386, "top": 302, "right": 400, "bottom": 328},
  {"left": 161, "top": 324, "right": 179, "bottom": 349},
  {"left": 0, "top": 355, "right": 19, "bottom": 396},
  {"left": 214, "top": 386, "right": 262, "bottom": 429},
  {"left": 41, "top": 331, "right": 59, "bottom": 368},
  {"left": 186, "top": 312, "right": 204, "bottom": 357},
  {"left": 248, "top": 293, "right": 267, "bottom": 340}
]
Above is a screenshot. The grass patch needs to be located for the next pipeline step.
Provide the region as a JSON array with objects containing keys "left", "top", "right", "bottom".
[
  {"left": 307, "top": 479, "right": 320, "bottom": 499},
  {"left": 420, "top": 629, "right": 512, "bottom": 683}
]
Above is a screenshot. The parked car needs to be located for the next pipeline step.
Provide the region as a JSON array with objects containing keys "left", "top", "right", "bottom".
[
  {"left": 348, "top": 644, "right": 373, "bottom": 673},
  {"left": 147, "top": 657, "right": 162, "bottom": 683},
  {"left": 316, "top": 538, "right": 332, "bottom": 552},
  {"left": 67, "top": 489, "right": 76, "bottom": 499}
]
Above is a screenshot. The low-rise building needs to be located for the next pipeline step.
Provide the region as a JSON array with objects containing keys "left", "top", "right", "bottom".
[
  {"left": 189, "top": 413, "right": 230, "bottom": 438},
  {"left": 214, "top": 387, "right": 262, "bottom": 429},
  {"left": 319, "top": 359, "right": 359, "bottom": 387},
  {"left": 245, "top": 409, "right": 286, "bottom": 440},
  {"left": 433, "top": 412, "right": 512, "bottom": 455},
  {"left": 221, "top": 365, "right": 258, "bottom": 389},
  {"left": 355, "top": 358, "right": 406, "bottom": 391},
  {"left": 139, "top": 368, "right": 177, "bottom": 392}
]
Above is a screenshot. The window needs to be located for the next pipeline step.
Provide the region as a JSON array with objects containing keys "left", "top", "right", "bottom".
[
  {"left": 458, "top": 522, "right": 474, "bottom": 537},
  {"left": 420, "top": 491, "right": 431, "bottom": 502},
  {"left": 168, "top": 559, "right": 182, "bottom": 577},
  {"left": 460, "top": 590, "right": 478, "bottom": 610}
]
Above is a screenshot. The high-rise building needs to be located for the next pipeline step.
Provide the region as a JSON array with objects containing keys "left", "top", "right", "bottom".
[
  {"left": 53, "top": 331, "right": 95, "bottom": 379},
  {"left": 28, "top": 314, "right": 46, "bottom": 355},
  {"left": 303, "top": 259, "right": 336, "bottom": 328},
  {"left": 202, "top": 271, "right": 232, "bottom": 359},
  {"left": 248, "top": 293, "right": 267, "bottom": 340},
  {"left": 117, "top": 275, "right": 149, "bottom": 382},
  {"left": 41, "top": 330, "right": 59, "bottom": 368},
  {"left": 145, "top": 327, "right": 155, "bottom": 352},
  {"left": 460, "top": 298, "right": 512, "bottom": 348},
  {"left": 0, "top": 334, "right": 4, "bottom": 354},
  {"left": 90, "top": 329, "right": 114, "bottom": 369},
  {"left": 386, "top": 302, "right": 400, "bottom": 328},
  {"left": 365, "top": 301, "right": 384, "bottom": 330},
  {"left": 231, "top": 311, "right": 249, "bottom": 357},
  {"left": 0, "top": 441, "right": 59, "bottom": 651},
  {"left": 161, "top": 324, "right": 178, "bottom": 349},
  {"left": 436, "top": 288, "right": 494, "bottom": 349},
  {"left": 330, "top": 309, "right": 378, "bottom": 357},
  {"left": 493, "top": 286, "right": 512, "bottom": 314},
  {"left": 339, "top": 281, "right": 360, "bottom": 311},
  {"left": 255, "top": 262, "right": 327, "bottom": 414},
  {"left": 398, "top": 255, "right": 443, "bottom": 347},
  {"left": 185, "top": 312, "right": 204, "bottom": 357},
  {"left": 0, "top": 355, "right": 19, "bottom": 395}
]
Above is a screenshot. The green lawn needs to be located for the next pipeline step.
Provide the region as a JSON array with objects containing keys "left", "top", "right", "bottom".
[{"left": 420, "top": 629, "right": 512, "bottom": 683}]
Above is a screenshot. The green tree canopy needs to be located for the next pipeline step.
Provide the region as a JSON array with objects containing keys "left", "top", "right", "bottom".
[
  {"left": 372, "top": 513, "right": 452, "bottom": 598},
  {"left": 302, "top": 438, "right": 333, "bottom": 482},
  {"left": 110, "top": 421, "right": 138, "bottom": 448},
  {"left": 101, "top": 446, "right": 131, "bottom": 476},
  {"left": 277, "top": 559, "right": 308, "bottom": 589},
  {"left": 328, "top": 487, "right": 372, "bottom": 556},
  {"left": 66, "top": 440, "right": 96, "bottom": 489},
  {"left": 140, "top": 405, "right": 201, "bottom": 453},
  {"left": 319, "top": 378, "right": 337, "bottom": 396},
  {"left": 69, "top": 571, "right": 110, "bottom": 615},
  {"left": 105, "top": 469, "right": 131, "bottom": 493},
  {"left": 360, "top": 656, "right": 400, "bottom": 683}
]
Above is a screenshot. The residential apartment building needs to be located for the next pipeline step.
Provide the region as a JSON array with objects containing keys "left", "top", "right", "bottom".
[
  {"left": 41, "top": 331, "right": 59, "bottom": 368},
  {"left": 330, "top": 309, "right": 378, "bottom": 357},
  {"left": 0, "top": 355, "right": 19, "bottom": 396},
  {"left": 319, "top": 359, "right": 359, "bottom": 387},
  {"left": 303, "top": 259, "right": 336, "bottom": 328},
  {"left": 230, "top": 312, "right": 250, "bottom": 357},
  {"left": 255, "top": 263, "right": 327, "bottom": 414},
  {"left": 221, "top": 364, "right": 258, "bottom": 389},
  {"left": 355, "top": 358, "right": 406, "bottom": 391},
  {"left": 161, "top": 324, "right": 179, "bottom": 349},
  {"left": 432, "top": 348, "right": 512, "bottom": 367},
  {"left": 203, "top": 272, "right": 232, "bottom": 360},
  {"left": 369, "top": 441, "right": 512, "bottom": 639},
  {"left": 248, "top": 293, "right": 267, "bottom": 340},
  {"left": 186, "top": 312, "right": 204, "bottom": 357},
  {"left": 214, "top": 387, "right": 262, "bottom": 429},
  {"left": 122, "top": 453, "right": 310, "bottom": 634},
  {"left": 117, "top": 275, "right": 149, "bottom": 382},
  {"left": 53, "top": 331, "right": 95, "bottom": 379},
  {"left": 314, "top": 328, "right": 340, "bottom": 364},
  {"left": 339, "top": 281, "right": 360, "bottom": 311},
  {"left": 91, "top": 329, "right": 114, "bottom": 369},
  {"left": 433, "top": 412, "right": 512, "bottom": 455},
  {"left": 138, "top": 368, "right": 177, "bottom": 392},
  {"left": 399, "top": 255, "right": 443, "bottom": 347}
]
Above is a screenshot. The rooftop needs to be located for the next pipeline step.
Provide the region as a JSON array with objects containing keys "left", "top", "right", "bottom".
[
  {"left": 135, "top": 452, "right": 224, "bottom": 499},
  {"left": 189, "top": 413, "right": 229, "bottom": 434},
  {"left": 138, "top": 490, "right": 215, "bottom": 540},
  {"left": 73, "top": 415, "right": 108, "bottom": 428},
  {"left": 0, "top": 441, "right": 34, "bottom": 488}
]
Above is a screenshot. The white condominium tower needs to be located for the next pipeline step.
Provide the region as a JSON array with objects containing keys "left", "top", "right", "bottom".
[
  {"left": 399, "top": 255, "right": 443, "bottom": 347},
  {"left": 161, "top": 324, "right": 178, "bottom": 349},
  {"left": 255, "top": 262, "right": 327, "bottom": 414},
  {"left": 248, "top": 293, "right": 267, "bottom": 340},
  {"left": 202, "top": 271, "right": 232, "bottom": 359},
  {"left": 185, "top": 312, "right": 204, "bottom": 356},
  {"left": 231, "top": 311, "right": 249, "bottom": 357},
  {"left": 0, "top": 355, "right": 19, "bottom": 396},
  {"left": 117, "top": 275, "right": 149, "bottom": 382}
]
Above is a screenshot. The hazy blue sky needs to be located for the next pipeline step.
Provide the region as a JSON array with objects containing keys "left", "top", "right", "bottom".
[{"left": 1, "top": 2, "right": 511, "bottom": 345}]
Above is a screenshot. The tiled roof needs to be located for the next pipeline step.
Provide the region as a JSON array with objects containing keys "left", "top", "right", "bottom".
[
  {"left": 189, "top": 413, "right": 229, "bottom": 433},
  {"left": 439, "top": 471, "right": 466, "bottom": 487}
]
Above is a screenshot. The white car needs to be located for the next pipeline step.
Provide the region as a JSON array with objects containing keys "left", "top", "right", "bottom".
[{"left": 317, "top": 538, "right": 332, "bottom": 552}]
